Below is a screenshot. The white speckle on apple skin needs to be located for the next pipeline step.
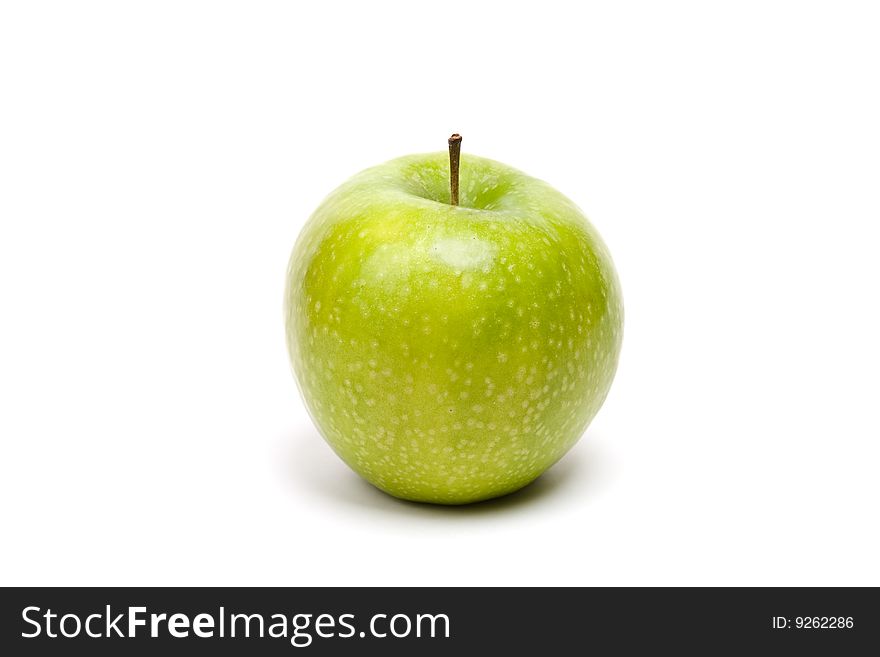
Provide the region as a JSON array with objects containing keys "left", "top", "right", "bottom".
[{"left": 284, "top": 151, "right": 623, "bottom": 505}]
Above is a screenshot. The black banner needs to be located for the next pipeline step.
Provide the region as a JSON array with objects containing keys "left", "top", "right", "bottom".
[{"left": 1, "top": 587, "right": 876, "bottom": 654}]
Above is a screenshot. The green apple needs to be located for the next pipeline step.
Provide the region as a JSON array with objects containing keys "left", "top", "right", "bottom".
[{"left": 285, "top": 140, "right": 623, "bottom": 504}]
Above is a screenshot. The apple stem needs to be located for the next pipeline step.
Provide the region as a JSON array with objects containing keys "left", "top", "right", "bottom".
[{"left": 448, "top": 133, "right": 462, "bottom": 206}]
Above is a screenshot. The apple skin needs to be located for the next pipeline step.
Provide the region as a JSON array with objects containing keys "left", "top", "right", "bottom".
[{"left": 285, "top": 152, "right": 623, "bottom": 504}]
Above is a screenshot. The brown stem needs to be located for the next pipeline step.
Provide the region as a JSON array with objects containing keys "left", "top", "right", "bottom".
[{"left": 448, "top": 133, "right": 462, "bottom": 206}]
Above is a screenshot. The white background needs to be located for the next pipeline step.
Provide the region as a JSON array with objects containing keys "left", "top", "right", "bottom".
[{"left": 2, "top": 1, "right": 879, "bottom": 586}]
